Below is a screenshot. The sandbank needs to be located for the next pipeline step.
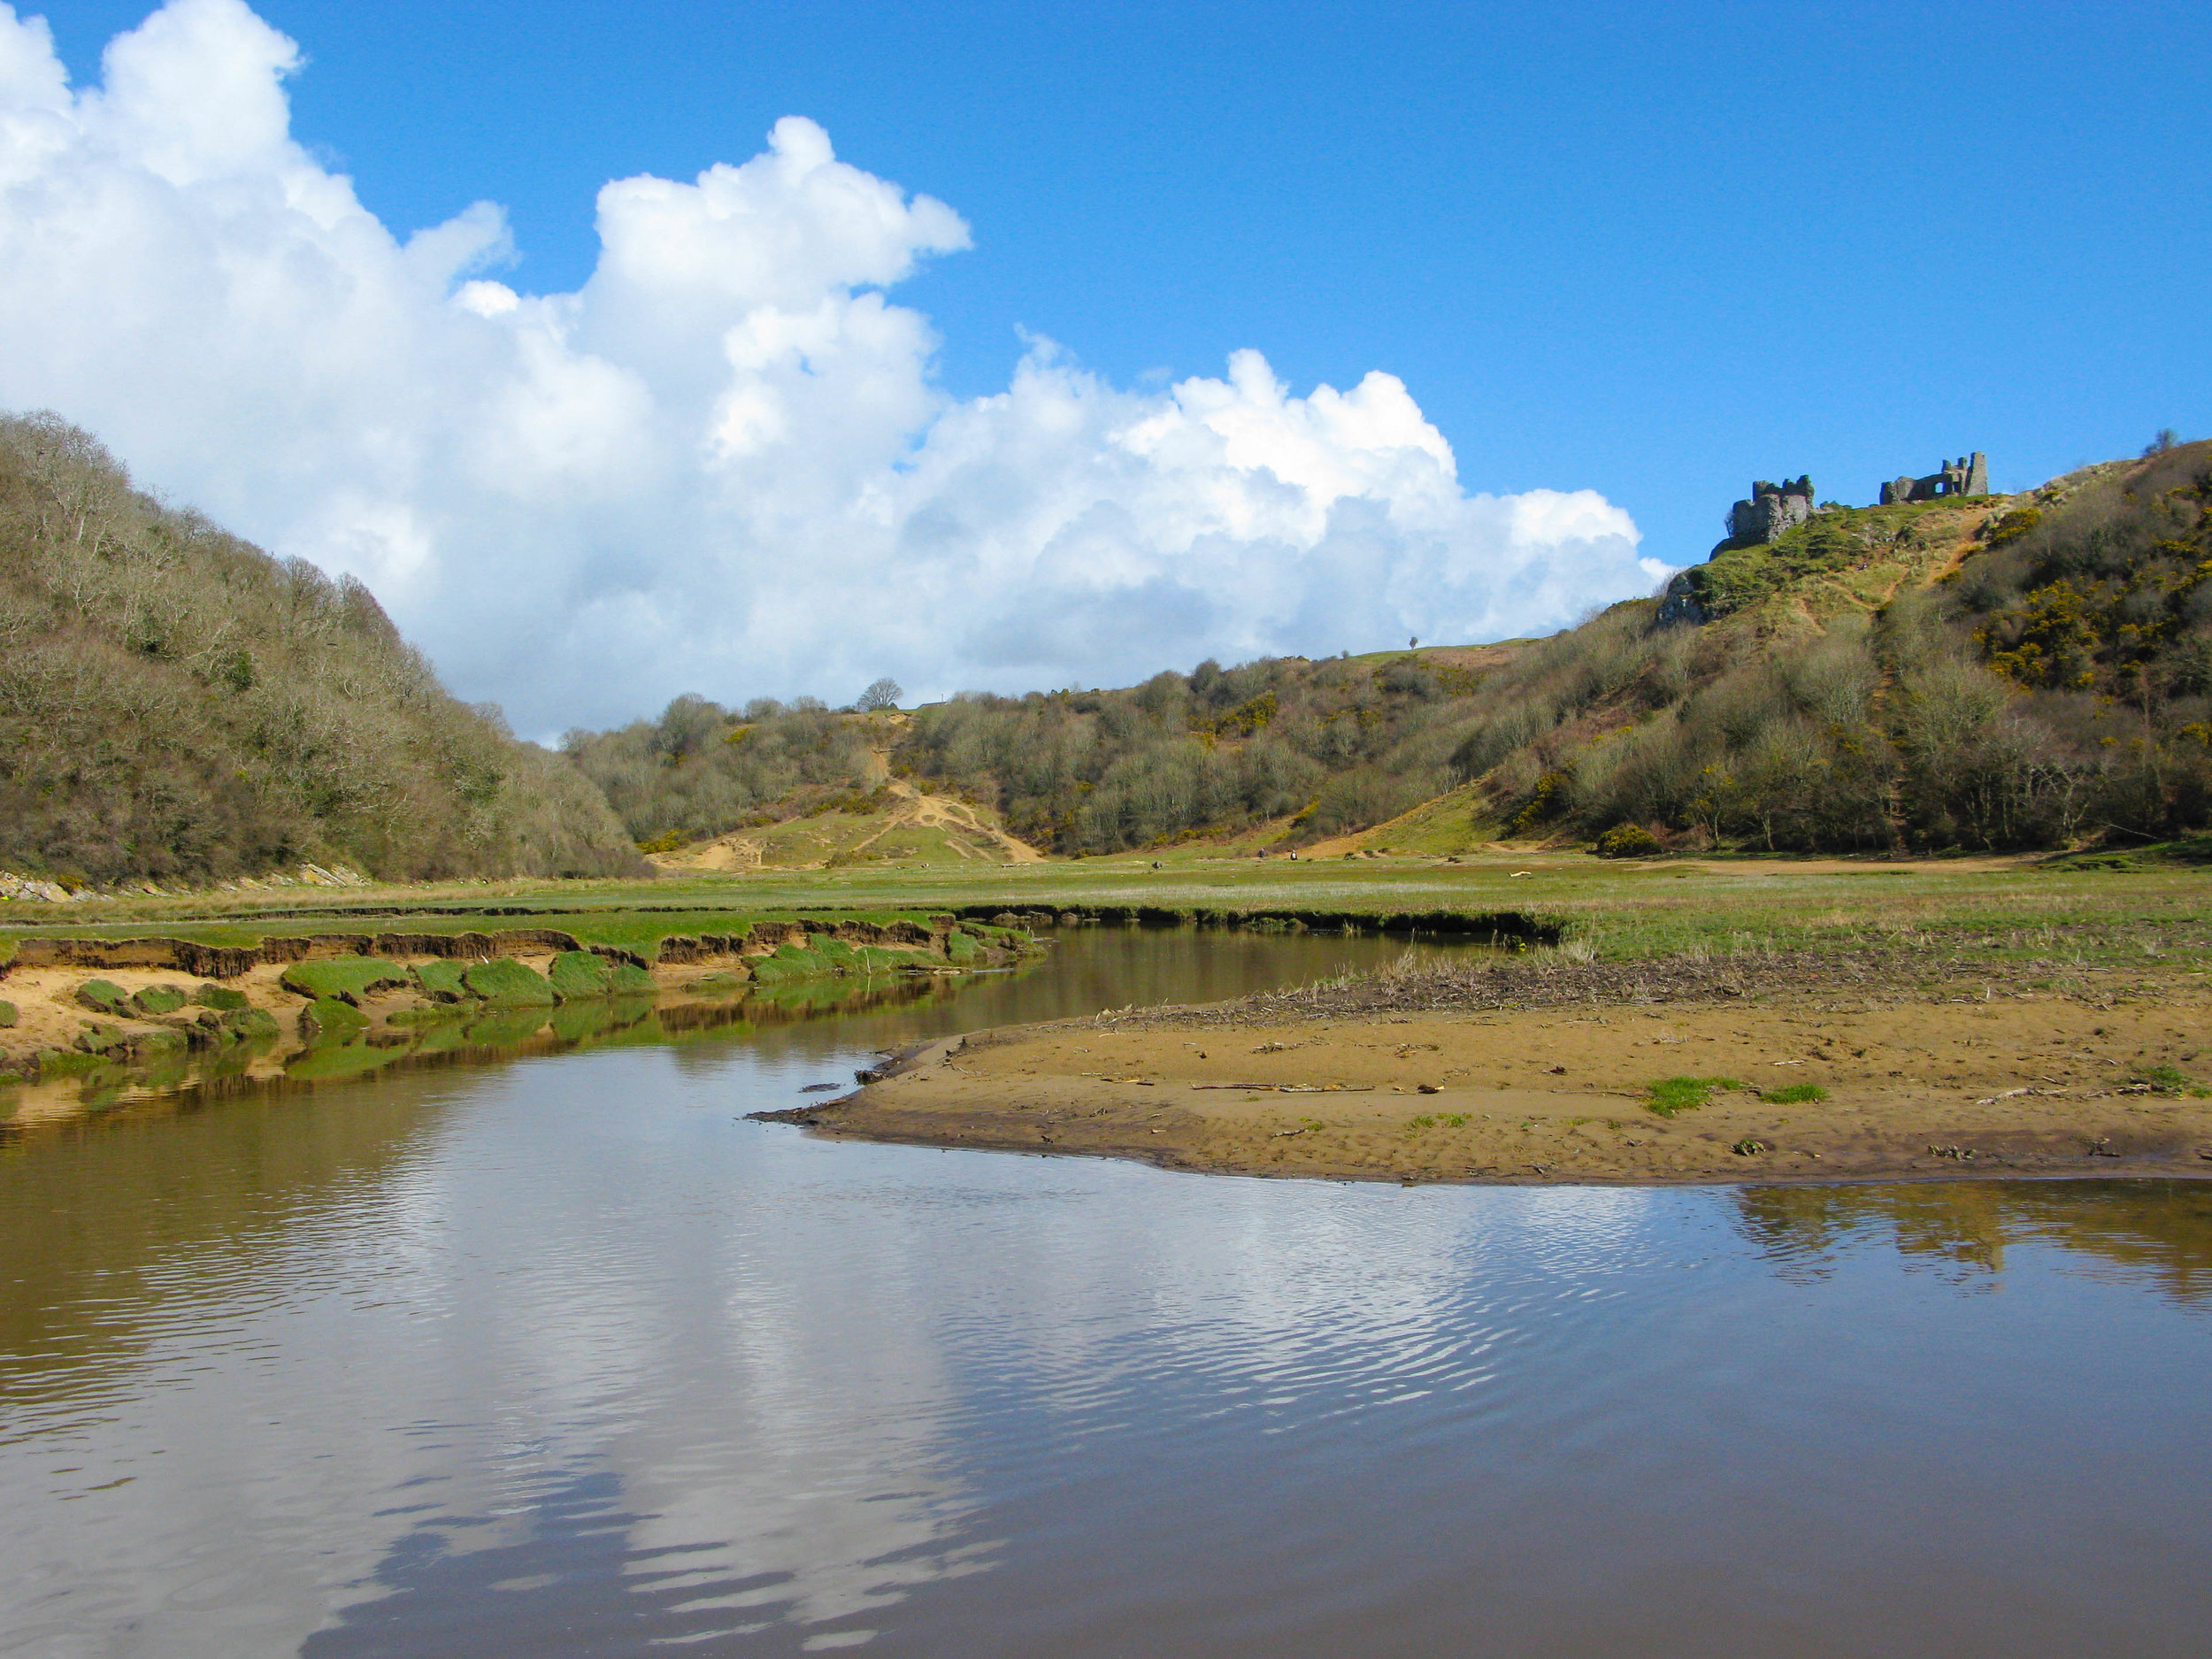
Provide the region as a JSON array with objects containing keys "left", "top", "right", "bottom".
[{"left": 760, "top": 954, "right": 2212, "bottom": 1185}]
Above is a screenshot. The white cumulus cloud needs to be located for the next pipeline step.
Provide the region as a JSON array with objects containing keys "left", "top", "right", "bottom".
[{"left": 0, "top": 0, "right": 1653, "bottom": 734}]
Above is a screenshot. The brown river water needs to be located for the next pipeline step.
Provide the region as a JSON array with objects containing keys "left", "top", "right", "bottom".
[{"left": 4, "top": 928, "right": 2210, "bottom": 1656}]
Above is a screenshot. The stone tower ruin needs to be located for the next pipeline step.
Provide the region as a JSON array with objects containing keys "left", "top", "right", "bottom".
[
  {"left": 1728, "top": 475, "right": 1815, "bottom": 545},
  {"left": 1881, "top": 452, "right": 1988, "bottom": 504}
]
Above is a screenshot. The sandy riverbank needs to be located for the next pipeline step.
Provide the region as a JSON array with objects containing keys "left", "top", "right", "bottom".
[{"left": 761, "top": 955, "right": 2212, "bottom": 1184}]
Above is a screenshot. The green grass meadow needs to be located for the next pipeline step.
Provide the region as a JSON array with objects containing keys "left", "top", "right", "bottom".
[{"left": 2, "top": 844, "right": 2206, "bottom": 975}]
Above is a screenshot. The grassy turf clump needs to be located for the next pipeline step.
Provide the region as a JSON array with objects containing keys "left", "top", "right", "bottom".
[
  {"left": 280, "top": 958, "right": 411, "bottom": 1005},
  {"left": 605, "top": 961, "right": 658, "bottom": 995},
  {"left": 226, "top": 1005, "right": 280, "bottom": 1040},
  {"left": 192, "top": 983, "right": 250, "bottom": 1010},
  {"left": 546, "top": 950, "right": 613, "bottom": 999},
  {"left": 544, "top": 949, "right": 657, "bottom": 999},
  {"left": 1646, "top": 1076, "right": 1746, "bottom": 1117},
  {"left": 74, "top": 979, "right": 131, "bottom": 1015},
  {"left": 299, "top": 997, "right": 368, "bottom": 1041},
  {"left": 74, "top": 1021, "right": 134, "bottom": 1055},
  {"left": 0, "top": 999, "right": 14, "bottom": 1027},
  {"left": 853, "top": 944, "right": 919, "bottom": 974},
  {"left": 1763, "top": 1082, "right": 1830, "bottom": 1104},
  {"left": 749, "top": 949, "right": 830, "bottom": 985},
  {"left": 129, "top": 984, "right": 188, "bottom": 1016},
  {"left": 461, "top": 957, "right": 557, "bottom": 1005},
  {"left": 413, "top": 959, "right": 474, "bottom": 1002}
]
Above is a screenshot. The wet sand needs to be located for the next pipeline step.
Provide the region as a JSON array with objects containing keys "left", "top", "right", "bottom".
[{"left": 768, "top": 964, "right": 2212, "bottom": 1184}]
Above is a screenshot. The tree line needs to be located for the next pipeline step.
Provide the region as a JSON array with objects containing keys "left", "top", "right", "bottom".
[{"left": 0, "top": 415, "right": 642, "bottom": 887}]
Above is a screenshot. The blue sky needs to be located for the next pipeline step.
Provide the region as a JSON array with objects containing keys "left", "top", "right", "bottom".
[
  {"left": 47, "top": 0, "right": 2207, "bottom": 567},
  {"left": 5, "top": 0, "right": 2203, "bottom": 729}
]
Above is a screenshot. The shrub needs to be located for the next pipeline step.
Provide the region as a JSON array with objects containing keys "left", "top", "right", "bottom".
[
  {"left": 1594, "top": 823, "right": 1664, "bottom": 858},
  {"left": 461, "top": 958, "right": 557, "bottom": 1005}
]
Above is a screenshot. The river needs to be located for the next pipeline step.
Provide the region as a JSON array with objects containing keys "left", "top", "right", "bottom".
[{"left": 4, "top": 928, "right": 2209, "bottom": 1655}]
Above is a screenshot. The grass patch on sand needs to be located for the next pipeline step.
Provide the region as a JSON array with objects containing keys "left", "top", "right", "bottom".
[
  {"left": 2137, "top": 1064, "right": 2212, "bottom": 1097},
  {"left": 1762, "top": 1082, "right": 1830, "bottom": 1104},
  {"left": 1647, "top": 1076, "right": 1745, "bottom": 1118}
]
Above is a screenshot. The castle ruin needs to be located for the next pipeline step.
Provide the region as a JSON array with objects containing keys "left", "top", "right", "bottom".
[
  {"left": 1728, "top": 475, "right": 1815, "bottom": 545},
  {"left": 1881, "top": 452, "right": 1987, "bottom": 503}
]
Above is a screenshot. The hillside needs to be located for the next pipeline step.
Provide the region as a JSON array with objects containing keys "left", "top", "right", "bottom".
[
  {"left": 30, "top": 409, "right": 2193, "bottom": 891},
  {"left": 0, "top": 415, "right": 645, "bottom": 889},
  {"left": 880, "top": 439, "right": 2212, "bottom": 856},
  {"left": 571, "top": 438, "right": 2209, "bottom": 864}
]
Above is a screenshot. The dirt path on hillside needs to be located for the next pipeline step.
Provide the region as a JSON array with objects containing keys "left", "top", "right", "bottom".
[{"left": 649, "top": 777, "right": 1045, "bottom": 872}]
